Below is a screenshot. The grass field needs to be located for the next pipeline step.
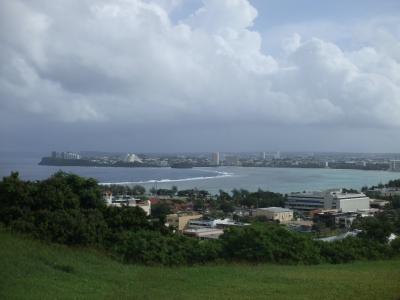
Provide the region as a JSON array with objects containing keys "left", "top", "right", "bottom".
[{"left": 1, "top": 230, "right": 400, "bottom": 300}]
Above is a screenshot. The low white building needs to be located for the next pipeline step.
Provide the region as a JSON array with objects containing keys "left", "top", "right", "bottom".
[
  {"left": 334, "top": 192, "right": 370, "bottom": 212},
  {"left": 287, "top": 189, "right": 370, "bottom": 213},
  {"left": 183, "top": 228, "right": 224, "bottom": 240}
]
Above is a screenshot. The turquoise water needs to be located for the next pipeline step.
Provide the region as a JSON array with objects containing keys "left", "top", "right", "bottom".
[
  {"left": 1, "top": 152, "right": 399, "bottom": 194},
  {"left": 138, "top": 166, "right": 400, "bottom": 194}
]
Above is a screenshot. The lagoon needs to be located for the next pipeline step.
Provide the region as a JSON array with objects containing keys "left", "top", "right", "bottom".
[{"left": 1, "top": 152, "right": 400, "bottom": 194}]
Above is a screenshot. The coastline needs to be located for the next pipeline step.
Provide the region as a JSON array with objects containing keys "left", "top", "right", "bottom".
[
  {"left": 39, "top": 157, "right": 394, "bottom": 172},
  {"left": 2, "top": 154, "right": 399, "bottom": 194}
]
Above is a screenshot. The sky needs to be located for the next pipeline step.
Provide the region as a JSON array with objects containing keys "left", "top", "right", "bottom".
[{"left": 1, "top": 0, "right": 400, "bottom": 153}]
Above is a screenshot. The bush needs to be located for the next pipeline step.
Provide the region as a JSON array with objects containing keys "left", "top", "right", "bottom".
[
  {"left": 319, "top": 237, "right": 393, "bottom": 264},
  {"left": 0, "top": 172, "right": 397, "bottom": 266},
  {"left": 220, "top": 224, "right": 322, "bottom": 264},
  {"left": 113, "top": 230, "right": 213, "bottom": 266},
  {"left": 391, "top": 237, "right": 400, "bottom": 254}
]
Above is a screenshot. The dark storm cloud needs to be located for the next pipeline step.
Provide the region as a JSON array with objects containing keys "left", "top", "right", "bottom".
[{"left": 38, "top": 59, "right": 130, "bottom": 95}]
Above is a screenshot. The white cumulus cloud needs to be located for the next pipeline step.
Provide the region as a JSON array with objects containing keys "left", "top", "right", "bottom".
[{"left": 0, "top": 0, "right": 399, "bottom": 130}]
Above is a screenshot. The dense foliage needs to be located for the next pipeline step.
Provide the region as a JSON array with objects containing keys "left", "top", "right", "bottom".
[
  {"left": 0, "top": 172, "right": 399, "bottom": 266},
  {"left": 362, "top": 179, "right": 400, "bottom": 209},
  {"left": 386, "top": 179, "right": 400, "bottom": 188},
  {"left": 101, "top": 184, "right": 146, "bottom": 196}
]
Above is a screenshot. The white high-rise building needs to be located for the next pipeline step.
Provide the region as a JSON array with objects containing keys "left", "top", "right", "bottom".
[
  {"left": 212, "top": 152, "right": 220, "bottom": 165},
  {"left": 390, "top": 160, "right": 400, "bottom": 172}
]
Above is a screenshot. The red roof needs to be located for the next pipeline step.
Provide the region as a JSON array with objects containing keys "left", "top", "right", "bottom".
[{"left": 149, "top": 197, "right": 160, "bottom": 205}]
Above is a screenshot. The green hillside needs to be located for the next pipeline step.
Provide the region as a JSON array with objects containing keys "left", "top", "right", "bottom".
[{"left": 0, "top": 230, "right": 399, "bottom": 300}]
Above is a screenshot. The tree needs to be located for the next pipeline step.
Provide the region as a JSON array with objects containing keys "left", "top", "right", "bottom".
[
  {"left": 149, "top": 187, "right": 157, "bottom": 195},
  {"left": 151, "top": 202, "right": 172, "bottom": 220},
  {"left": 132, "top": 185, "right": 146, "bottom": 195},
  {"left": 354, "top": 215, "right": 394, "bottom": 243},
  {"left": 387, "top": 179, "right": 400, "bottom": 188},
  {"left": 219, "top": 200, "right": 235, "bottom": 213},
  {"left": 171, "top": 185, "right": 178, "bottom": 195},
  {"left": 102, "top": 206, "right": 149, "bottom": 232},
  {"left": 35, "top": 175, "right": 80, "bottom": 210},
  {"left": 0, "top": 172, "right": 36, "bottom": 225},
  {"left": 390, "top": 196, "right": 400, "bottom": 209},
  {"left": 218, "top": 190, "right": 231, "bottom": 201}
]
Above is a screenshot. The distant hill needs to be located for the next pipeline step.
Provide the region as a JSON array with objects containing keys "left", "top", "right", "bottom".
[{"left": 1, "top": 229, "right": 400, "bottom": 300}]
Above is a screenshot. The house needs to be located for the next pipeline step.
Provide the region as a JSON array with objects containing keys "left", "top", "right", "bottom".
[
  {"left": 103, "top": 192, "right": 151, "bottom": 215},
  {"left": 254, "top": 207, "right": 294, "bottom": 223}
]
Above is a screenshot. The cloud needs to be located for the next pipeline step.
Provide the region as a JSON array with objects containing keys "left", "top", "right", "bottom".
[
  {"left": 186, "top": 0, "right": 257, "bottom": 32},
  {"left": 0, "top": 0, "right": 400, "bottom": 130}
]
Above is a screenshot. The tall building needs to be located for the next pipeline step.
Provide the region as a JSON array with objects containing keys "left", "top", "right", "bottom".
[
  {"left": 389, "top": 160, "right": 400, "bottom": 172},
  {"left": 275, "top": 151, "right": 281, "bottom": 159},
  {"left": 212, "top": 152, "right": 220, "bottom": 165},
  {"left": 60, "top": 152, "right": 81, "bottom": 160},
  {"left": 286, "top": 189, "right": 370, "bottom": 213},
  {"left": 261, "top": 152, "right": 266, "bottom": 160}
]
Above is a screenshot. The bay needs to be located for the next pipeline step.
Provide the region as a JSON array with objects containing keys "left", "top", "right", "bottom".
[{"left": 1, "top": 152, "right": 400, "bottom": 194}]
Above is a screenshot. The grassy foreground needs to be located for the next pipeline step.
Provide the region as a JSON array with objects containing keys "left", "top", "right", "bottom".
[{"left": 0, "top": 230, "right": 399, "bottom": 300}]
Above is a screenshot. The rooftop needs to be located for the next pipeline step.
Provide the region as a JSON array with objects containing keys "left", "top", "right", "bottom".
[
  {"left": 257, "top": 207, "right": 293, "bottom": 213},
  {"left": 289, "top": 189, "right": 367, "bottom": 199},
  {"left": 168, "top": 212, "right": 202, "bottom": 217},
  {"left": 184, "top": 228, "right": 223, "bottom": 234}
]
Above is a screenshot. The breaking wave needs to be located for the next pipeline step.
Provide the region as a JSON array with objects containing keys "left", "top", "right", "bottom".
[{"left": 100, "top": 169, "right": 234, "bottom": 185}]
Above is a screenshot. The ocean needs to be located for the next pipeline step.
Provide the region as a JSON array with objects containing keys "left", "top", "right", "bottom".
[{"left": 1, "top": 152, "right": 400, "bottom": 194}]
